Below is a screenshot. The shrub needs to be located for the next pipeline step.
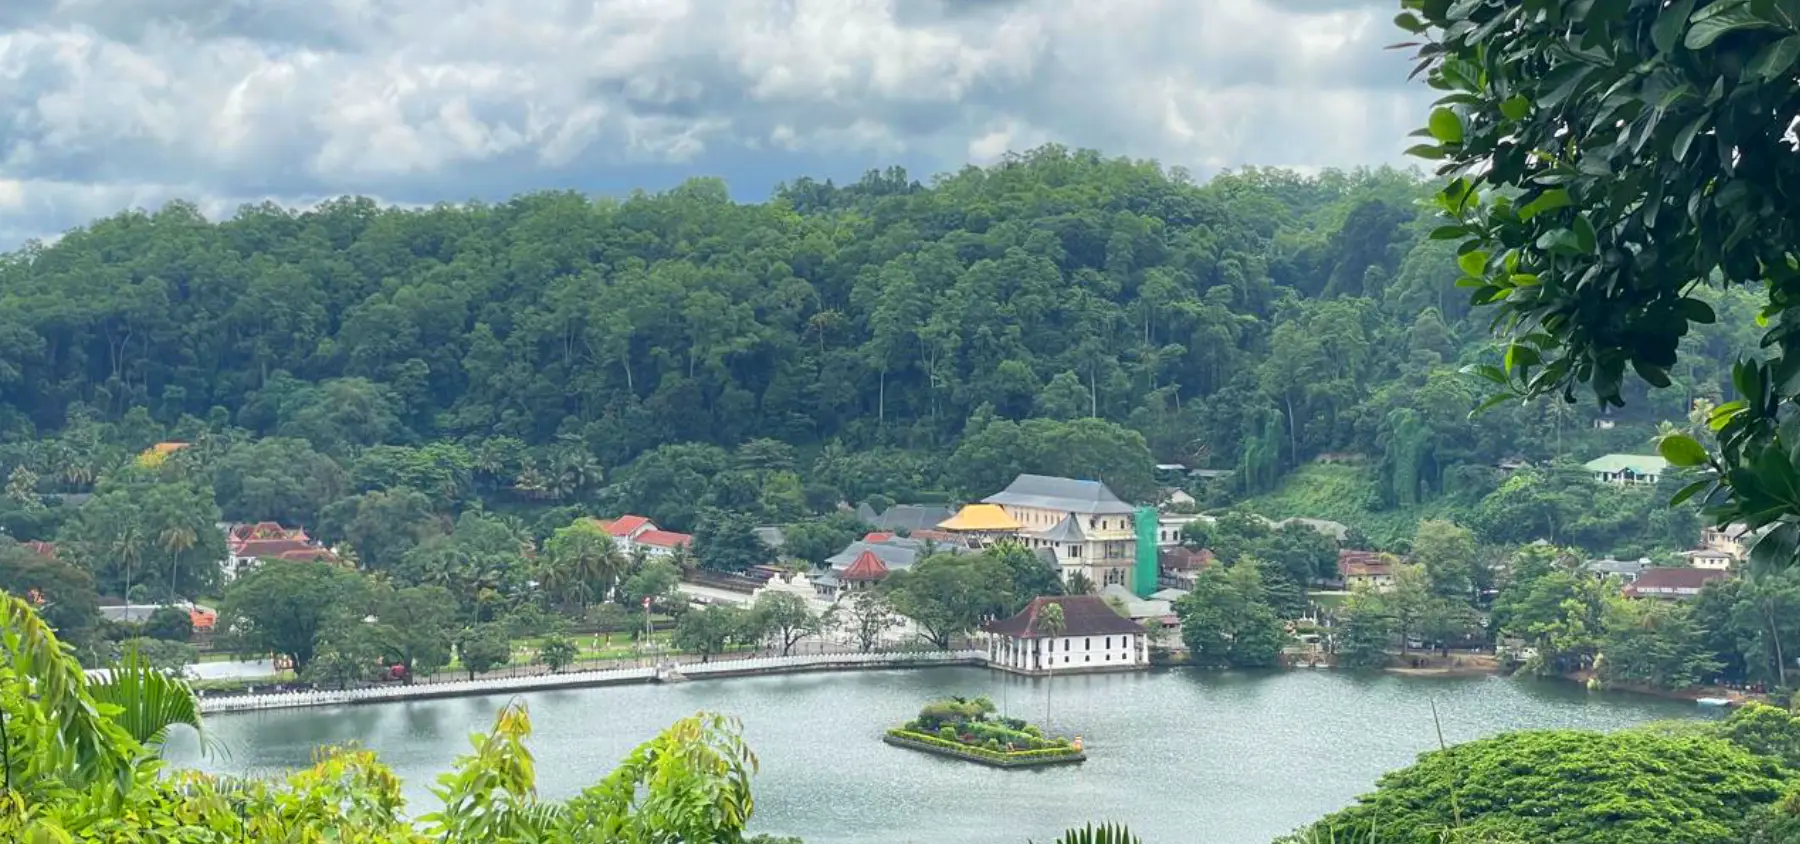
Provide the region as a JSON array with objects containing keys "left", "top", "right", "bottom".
[
  {"left": 886, "top": 730, "right": 1083, "bottom": 765},
  {"left": 937, "top": 725, "right": 958, "bottom": 742}
]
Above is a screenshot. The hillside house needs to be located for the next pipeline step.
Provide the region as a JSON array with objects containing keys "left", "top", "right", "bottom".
[
  {"left": 595, "top": 515, "right": 693, "bottom": 558},
  {"left": 1623, "top": 567, "right": 1728, "bottom": 599},
  {"left": 1584, "top": 454, "right": 1669, "bottom": 486},
  {"left": 1337, "top": 550, "right": 1396, "bottom": 592},
  {"left": 983, "top": 474, "right": 1139, "bottom": 591},
  {"left": 1700, "top": 522, "right": 1759, "bottom": 559},
  {"left": 1683, "top": 548, "right": 1736, "bottom": 571},
  {"left": 1582, "top": 557, "right": 1651, "bottom": 583},
  {"left": 985, "top": 595, "right": 1149, "bottom": 675},
  {"left": 223, "top": 522, "right": 337, "bottom": 581}
]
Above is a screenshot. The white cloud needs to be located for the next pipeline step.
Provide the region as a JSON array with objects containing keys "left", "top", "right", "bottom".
[{"left": 0, "top": 0, "right": 1425, "bottom": 245}]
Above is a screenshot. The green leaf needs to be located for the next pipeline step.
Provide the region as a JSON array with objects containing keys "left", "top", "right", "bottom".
[
  {"left": 1572, "top": 214, "right": 1597, "bottom": 253},
  {"left": 1679, "top": 298, "right": 1718, "bottom": 325},
  {"left": 1394, "top": 12, "right": 1428, "bottom": 33},
  {"left": 1658, "top": 433, "right": 1710, "bottom": 467},
  {"left": 1685, "top": 4, "right": 1778, "bottom": 49},
  {"left": 1668, "top": 480, "right": 1710, "bottom": 507},
  {"left": 1633, "top": 359, "right": 1674, "bottom": 388},
  {"left": 1429, "top": 224, "right": 1470, "bottom": 240},
  {"left": 1460, "top": 363, "right": 1508, "bottom": 385},
  {"left": 1747, "top": 35, "right": 1800, "bottom": 80},
  {"left": 1469, "top": 392, "right": 1516, "bottom": 417},
  {"left": 1518, "top": 189, "right": 1571, "bottom": 221},
  {"left": 1457, "top": 250, "right": 1489, "bottom": 276},
  {"left": 1505, "top": 344, "right": 1542, "bottom": 370},
  {"left": 1406, "top": 143, "right": 1447, "bottom": 160},
  {"left": 1673, "top": 114, "right": 1708, "bottom": 161},
  {"left": 1653, "top": 0, "right": 1697, "bottom": 53},
  {"left": 1535, "top": 229, "right": 1584, "bottom": 255},
  {"left": 1428, "top": 107, "right": 1464, "bottom": 144},
  {"left": 1500, "top": 94, "right": 1532, "bottom": 120}
]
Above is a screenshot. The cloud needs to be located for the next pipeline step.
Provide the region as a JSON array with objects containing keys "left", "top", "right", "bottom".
[{"left": 0, "top": 0, "right": 1430, "bottom": 245}]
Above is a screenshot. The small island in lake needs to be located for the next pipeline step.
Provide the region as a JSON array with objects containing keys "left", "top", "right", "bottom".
[{"left": 883, "top": 696, "right": 1085, "bottom": 768}]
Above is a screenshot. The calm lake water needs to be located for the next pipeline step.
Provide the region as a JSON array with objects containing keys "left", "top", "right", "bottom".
[{"left": 163, "top": 667, "right": 1703, "bottom": 844}]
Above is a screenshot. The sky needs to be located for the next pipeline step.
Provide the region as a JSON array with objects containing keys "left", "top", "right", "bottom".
[{"left": 0, "top": 0, "right": 1427, "bottom": 247}]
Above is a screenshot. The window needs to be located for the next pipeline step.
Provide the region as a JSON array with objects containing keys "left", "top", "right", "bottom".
[
  {"left": 1084, "top": 655, "right": 1091, "bottom": 663},
  {"left": 1105, "top": 637, "right": 1111, "bottom": 649},
  {"left": 1069, "top": 546, "right": 1081, "bottom": 558},
  {"left": 1085, "top": 637, "right": 1092, "bottom": 649}
]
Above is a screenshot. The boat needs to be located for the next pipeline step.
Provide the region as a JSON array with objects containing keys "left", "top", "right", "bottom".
[{"left": 1696, "top": 697, "right": 1732, "bottom": 708}]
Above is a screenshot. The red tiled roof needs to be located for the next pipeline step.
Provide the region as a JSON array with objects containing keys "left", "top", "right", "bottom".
[
  {"left": 1159, "top": 547, "right": 1214, "bottom": 571},
  {"left": 1624, "top": 567, "right": 1728, "bottom": 597},
  {"left": 1338, "top": 550, "right": 1392, "bottom": 579},
  {"left": 233, "top": 538, "right": 317, "bottom": 558},
  {"left": 23, "top": 540, "right": 56, "bottom": 559},
  {"left": 604, "top": 515, "right": 653, "bottom": 537},
  {"left": 229, "top": 522, "right": 307, "bottom": 542},
  {"left": 274, "top": 548, "right": 336, "bottom": 562},
  {"left": 986, "top": 595, "right": 1146, "bottom": 638},
  {"left": 840, "top": 550, "right": 891, "bottom": 582},
  {"left": 636, "top": 529, "right": 692, "bottom": 548},
  {"left": 863, "top": 532, "right": 895, "bottom": 543}
]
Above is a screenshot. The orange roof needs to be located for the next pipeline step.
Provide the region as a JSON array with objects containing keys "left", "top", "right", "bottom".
[
  {"left": 150, "top": 442, "right": 189, "bottom": 454},
  {"left": 938, "top": 503, "right": 1022, "bottom": 532},
  {"left": 188, "top": 606, "right": 216, "bottom": 630},
  {"left": 604, "top": 515, "right": 653, "bottom": 537},
  {"left": 841, "top": 550, "right": 891, "bottom": 582},
  {"left": 863, "top": 532, "right": 894, "bottom": 543},
  {"left": 636, "top": 529, "right": 692, "bottom": 548}
]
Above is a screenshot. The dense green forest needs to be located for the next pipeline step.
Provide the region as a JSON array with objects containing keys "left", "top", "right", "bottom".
[{"left": 0, "top": 146, "right": 1760, "bottom": 563}]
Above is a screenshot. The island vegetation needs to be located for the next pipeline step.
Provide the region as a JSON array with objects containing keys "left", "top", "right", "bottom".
[{"left": 884, "top": 695, "right": 1085, "bottom": 768}]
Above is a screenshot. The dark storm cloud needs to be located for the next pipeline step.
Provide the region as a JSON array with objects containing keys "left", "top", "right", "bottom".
[{"left": 0, "top": 0, "right": 1433, "bottom": 246}]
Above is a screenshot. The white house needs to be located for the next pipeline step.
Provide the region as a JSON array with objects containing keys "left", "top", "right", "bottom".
[
  {"left": 597, "top": 515, "right": 693, "bottom": 558},
  {"left": 983, "top": 474, "right": 1139, "bottom": 591},
  {"left": 984, "top": 595, "right": 1149, "bottom": 675},
  {"left": 1583, "top": 454, "right": 1669, "bottom": 486},
  {"left": 1684, "top": 548, "right": 1736, "bottom": 571}
]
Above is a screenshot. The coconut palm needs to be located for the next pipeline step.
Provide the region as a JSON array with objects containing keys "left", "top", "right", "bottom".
[
  {"left": 159, "top": 523, "right": 198, "bottom": 599},
  {"left": 1034, "top": 602, "right": 1065, "bottom": 730}
]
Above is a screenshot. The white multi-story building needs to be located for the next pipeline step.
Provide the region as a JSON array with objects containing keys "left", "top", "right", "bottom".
[
  {"left": 984, "top": 595, "right": 1148, "bottom": 675},
  {"left": 981, "top": 474, "right": 1139, "bottom": 590}
]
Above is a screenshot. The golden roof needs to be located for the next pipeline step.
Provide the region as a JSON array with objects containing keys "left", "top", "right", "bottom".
[{"left": 937, "top": 503, "right": 1022, "bottom": 532}]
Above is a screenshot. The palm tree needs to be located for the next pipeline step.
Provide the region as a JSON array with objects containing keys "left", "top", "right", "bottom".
[
  {"left": 159, "top": 524, "right": 198, "bottom": 599},
  {"left": 111, "top": 522, "right": 146, "bottom": 603},
  {"left": 88, "top": 644, "right": 205, "bottom": 751},
  {"left": 1034, "top": 603, "right": 1066, "bottom": 730}
]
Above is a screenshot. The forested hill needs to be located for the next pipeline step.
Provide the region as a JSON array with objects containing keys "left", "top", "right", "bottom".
[{"left": 0, "top": 146, "right": 1760, "bottom": 538}]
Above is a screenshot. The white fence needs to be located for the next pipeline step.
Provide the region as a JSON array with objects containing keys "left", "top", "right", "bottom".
[{"left": 197, "top": 649, "right": 985, "bottom": 714}]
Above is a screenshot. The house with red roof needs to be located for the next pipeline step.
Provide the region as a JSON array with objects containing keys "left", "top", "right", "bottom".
[
  {"left": 1337, "top": 550, "right": 1397, "bottom": 592},
  {"left": 1623, "top": 567, "right": 1729, "bottom": 600},
  {"left": 593, "top": 514, "right": 692, "bottom": 558},
  {"left": 222, "top": 522, "right": 339, "bottom": 581},
  {"left": 984, "top": 595, "right": 1148, "bottom": 675},
  {"left": 635, "top": 529, "right": 694, "bottom": 557}
]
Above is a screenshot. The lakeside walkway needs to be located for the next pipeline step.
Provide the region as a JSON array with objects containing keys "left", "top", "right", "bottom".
[{"left": 197, "top": 649, "right": 986, "bottom": 713}]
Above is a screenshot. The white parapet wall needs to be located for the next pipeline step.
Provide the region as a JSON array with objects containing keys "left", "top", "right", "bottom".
[{"left": 195, "top": 650, "right": 987, "bottom": 714}]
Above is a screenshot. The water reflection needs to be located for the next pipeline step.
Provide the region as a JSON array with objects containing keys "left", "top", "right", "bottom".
[{"left": 164, "top": 667, "right": 1698, "bottom": 844}]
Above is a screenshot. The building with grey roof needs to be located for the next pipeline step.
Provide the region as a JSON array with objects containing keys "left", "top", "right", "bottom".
[
  {"left": 983, "top": 474, "right": 1137, "bottom": 515},
  {"left": 854, "top": 503, "right": 957, "bottom": 533}
]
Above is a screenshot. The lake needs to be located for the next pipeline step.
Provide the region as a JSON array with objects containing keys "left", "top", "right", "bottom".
[{"left": 162, "top": 667, "right": 1703, "bottom": 844}]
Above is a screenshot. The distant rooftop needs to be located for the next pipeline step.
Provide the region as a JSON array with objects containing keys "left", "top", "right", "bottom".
[
  {"left": 983, "top": 474, "right": 1135, "bottom": 514},
  {"left": 1583, "top": 454, "right": 1670, "bottom": 475}
]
